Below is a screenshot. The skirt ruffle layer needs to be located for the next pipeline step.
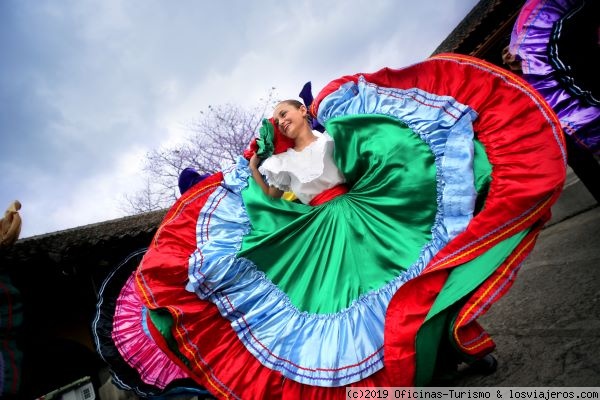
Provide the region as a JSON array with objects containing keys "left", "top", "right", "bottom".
[
  {"left": 95, "top": 54, "right": 566, "bottom": 398},
  {"left": 508, "top": 0, "right": 600, "bottom": 153}
]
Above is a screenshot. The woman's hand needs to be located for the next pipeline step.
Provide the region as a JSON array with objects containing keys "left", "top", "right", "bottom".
[
  {"left": 249, "top": 153, "right": 260, "bottom": 171},
  {"left": 248, "top": 153, "right": 283, "bottom": 199}
]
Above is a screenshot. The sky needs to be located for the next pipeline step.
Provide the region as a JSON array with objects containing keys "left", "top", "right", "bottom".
[{"left": 1, "top": 0, "right": 480, "bottom": 239}]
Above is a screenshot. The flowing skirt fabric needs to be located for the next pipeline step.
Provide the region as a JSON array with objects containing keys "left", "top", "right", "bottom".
[
  {"left": 508, "top": 0, "right": 600, "bottom": 154},
  {"left": 93, "top": 54, "right": 566, "bottom": 399}
]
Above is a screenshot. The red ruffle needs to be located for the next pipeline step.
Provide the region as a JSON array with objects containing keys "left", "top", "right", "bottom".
[{"left": 131, "top": 54, "right": 566, "bottom": 397}]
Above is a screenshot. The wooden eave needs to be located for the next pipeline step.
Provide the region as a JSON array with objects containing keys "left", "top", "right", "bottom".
[{"left": 433, "top": 0, "right": 526, "bottom": 65}]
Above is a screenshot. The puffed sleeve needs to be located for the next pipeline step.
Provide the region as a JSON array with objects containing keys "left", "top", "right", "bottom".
[{"left": 258, "top": 154, "right": 292, "bottom": 192}]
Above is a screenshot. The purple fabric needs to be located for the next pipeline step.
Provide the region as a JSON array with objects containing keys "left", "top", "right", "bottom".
[
  {"left": 178, "top": 168, "right": 210, "bottom": 195},
  {"left": 298, "top": 81, "right": 325, "bottom": 132},
  {"left": 509, "top": 0, "right": 600, "bottom": 154}
]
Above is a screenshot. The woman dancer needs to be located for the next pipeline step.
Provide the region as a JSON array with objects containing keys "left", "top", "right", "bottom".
[{"left": 94, "top": 54, "right": 566, "bottom": 399}]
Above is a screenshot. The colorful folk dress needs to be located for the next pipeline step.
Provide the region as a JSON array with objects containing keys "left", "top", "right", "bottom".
[{"left": 93, "top": 54, "right": 566, "bottom": 399}]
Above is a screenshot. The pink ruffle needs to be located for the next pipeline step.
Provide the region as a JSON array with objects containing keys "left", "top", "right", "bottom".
[{"left": 112, "top": 273, "right": 188, "bottom": 388}]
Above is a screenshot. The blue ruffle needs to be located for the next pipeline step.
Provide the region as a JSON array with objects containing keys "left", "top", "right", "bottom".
[
  {"left": 319, "top": 77, "right": 478, "bottom": 237},
  {"left": 186, "top": 79, "right": 479, "bottom": 386}
]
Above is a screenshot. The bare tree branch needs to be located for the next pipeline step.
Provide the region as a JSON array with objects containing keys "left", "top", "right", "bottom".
[{"left": 121, "top": 88, "right": 279, "bottom": 214}]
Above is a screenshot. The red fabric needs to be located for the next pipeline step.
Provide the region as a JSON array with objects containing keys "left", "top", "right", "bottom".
[
  {"left": 131, "top": 54, "right": 566, "bottom": 397},
  {"left": 309, "top": 184, "right": 349, "bottom": 206},
  {"left": 270, "top": 117, "right": 295, "bottom": 155},
  {"left": 134, "top": 171, "right": 378, "bottom": 398},
  {"left": 314, "top": 53, "right": 565, "bottom": 386},
  {"left": 242, "top": 120, "right": 294, "bottom": 160},
  {"left": 452, "top": 219, "right": 547, "bottom": 357},
  {"left": 112, "top": 273, "right": 188, "bottom": 387},
  {"left": 243, "top": 138, "right": 258, "bottom": 160},
  {"left": 348, "top": 54, "right": 562, "bottom": 386}
]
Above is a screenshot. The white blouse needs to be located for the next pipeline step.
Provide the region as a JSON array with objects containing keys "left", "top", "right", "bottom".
[{"left": 258, "top": 131, "right": 346, "bottom": 205}]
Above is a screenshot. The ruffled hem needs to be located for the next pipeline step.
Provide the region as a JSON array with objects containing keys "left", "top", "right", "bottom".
[
  {"left": 92, "top": 249, "right": 204, "bottom": 397},
  {"left": 115, "top": 54, "right": 567, "bottom": 397},
  {"left": 509, "top": 0, "right": 600, "bottom": 153},
  {"left": 185, "top": 80, "right": 480, "bottom": 386},
  {"left": 112, "top": 274, "right": 188, "bottom": 388}
]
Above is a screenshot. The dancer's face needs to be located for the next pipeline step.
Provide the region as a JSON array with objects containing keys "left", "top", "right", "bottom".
[{"left": 273, "top": 103, "right": 307, "bottom": 140}]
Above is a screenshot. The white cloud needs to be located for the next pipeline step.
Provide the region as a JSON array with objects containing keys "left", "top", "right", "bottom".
[{"left": 0, "top": 0, "right": 480, "bottom": 238}]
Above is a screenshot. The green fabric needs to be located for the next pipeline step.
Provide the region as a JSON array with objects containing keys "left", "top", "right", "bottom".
[
  {"left": 240, "top": 115, "right": 436, "bottom": 313},
  {"left": 414, "top": 228, "right": 529, "bottom": 386},
  {"left": 240, "top": 114, "right": 491, "bottom": 314},
  {"left": 145, "top": 113, "right": 496, "bottom": 381},
  {"left": 415, "top": 308, "right": 451, "bottom": 384},
  {"left": 148, "top": 308, "right": 190, "bottom": 368},
  {"left": 141, "top": 113, "right": 498, "bottom": 386},
  {"left": 256, "top": 118, "right": 275, "bottom": 159},
  {"left": 473, "top": 140, "right": 491, "bottom": 195}
]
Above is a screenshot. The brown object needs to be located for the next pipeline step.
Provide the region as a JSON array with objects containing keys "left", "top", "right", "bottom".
[
  {"left": 501, "top": 45, "right": 522, "bottom": 72},
  {"left": 0, "top": 200, "right": 22, "bottom": 247}
]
